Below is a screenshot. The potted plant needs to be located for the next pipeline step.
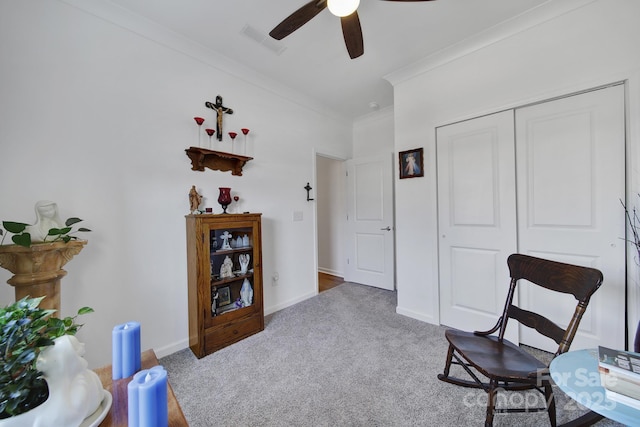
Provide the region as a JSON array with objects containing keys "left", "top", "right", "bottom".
[
  {"left": 1, "top": 216, "right": 90, "bottom": 248},
  {"left": 0, "top": 296, "right": 93, "bottom": 420},
  {"left": 0, "top": 201, "right": 91, "bottom": 313},
  {"left": 0, "top": 218, "right": 89, "bottom": 248},
  {"left": 0, "top": 200, "right": 90, "bottom": 248}
]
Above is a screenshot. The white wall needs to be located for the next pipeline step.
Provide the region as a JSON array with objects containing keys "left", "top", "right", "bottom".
[
  {"left": 389, "top": 0, "right": 640, "bottom": 344},
  {"left": 353, "top": 107, "right": 395, "bottom": 159},
  {"left": 0, "top": 0, "right": 351, "bottom": 368}
]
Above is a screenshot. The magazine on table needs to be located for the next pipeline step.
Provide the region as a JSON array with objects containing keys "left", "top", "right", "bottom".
[
  {"left": 604, "top": 387, "right": 640, "bottom": 410},
  {"left": 598, "top": 346, "right": 640, "bottom": 402}
]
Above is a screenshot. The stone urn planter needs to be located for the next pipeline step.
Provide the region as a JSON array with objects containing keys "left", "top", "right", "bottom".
[
  {"left": 0, "top": 335, "right": 109, "bottom": 427},
  {"left": 0, "top": 240, "right": 86, "bottom": 313},
  {"left": 0, "top": 297, "right": 99, "bottom": 426}
]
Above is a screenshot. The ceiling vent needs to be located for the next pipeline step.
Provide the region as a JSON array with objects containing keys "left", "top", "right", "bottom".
[{"left": 241, "top": 25, "right": 286, "bottom": 56}]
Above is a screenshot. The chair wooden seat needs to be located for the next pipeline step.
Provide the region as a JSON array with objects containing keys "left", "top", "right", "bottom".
[
  {"left": 437, "top": 254, "right": 603, "bottom": 427},
  {"left": 444, "top": 329, "right": 546, "bottom": 382}
]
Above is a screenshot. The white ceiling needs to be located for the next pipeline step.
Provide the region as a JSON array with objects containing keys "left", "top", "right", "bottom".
[{"left": 104, "top": 0, "right": 552, "bottom": 120}]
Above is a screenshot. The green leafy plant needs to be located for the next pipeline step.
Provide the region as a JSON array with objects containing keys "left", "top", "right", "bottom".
[
  {"left": 0, "top": 218, "right": 91, "bottom": 248},
  {"left": 0, "top": 296, "right": 94, "bottom": 418}
]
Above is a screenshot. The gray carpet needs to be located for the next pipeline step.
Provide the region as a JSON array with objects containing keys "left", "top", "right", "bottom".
[{"left": 160, "top": 282, "right": 621, "bottom": 426}]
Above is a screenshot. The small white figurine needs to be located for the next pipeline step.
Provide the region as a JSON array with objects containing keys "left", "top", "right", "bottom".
[
  {"left": 236, "top": 236, "right": 243, "bottom": 248},
  {"left": 220, "top": 231, "right": 232, "bottom": 250},
  {"left": 25, "top": 200, "right": 65, "bottom": 242},
  {"left": 240, "top": 278, "right": 253, "bottom": 306},
  {"left": 220, "top": 255, "right": 234, "bottom": 279},
  {"left": 242, "top": 235, "right": 250, "bottom": 247},
  {"left": 239, "top": 254, "right": 250, "bottom": 274}
]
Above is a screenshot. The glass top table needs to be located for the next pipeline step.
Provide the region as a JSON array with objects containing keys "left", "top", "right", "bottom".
[{"left": 550, "top": 349, "right": 640, "bottom": 427}]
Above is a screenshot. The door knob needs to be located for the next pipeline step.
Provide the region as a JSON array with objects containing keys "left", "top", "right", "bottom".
[{"left": 380, "top": 226, "right": 391, "bottom": 231}]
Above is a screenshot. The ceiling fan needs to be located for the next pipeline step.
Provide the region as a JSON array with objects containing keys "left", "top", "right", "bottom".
[{"left": 269, "top": 0, "right": 436, "bottom": 59}]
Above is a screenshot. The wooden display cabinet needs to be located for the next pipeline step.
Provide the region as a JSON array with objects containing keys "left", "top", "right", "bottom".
[{"left": 186, "top": 213, "right": 264, "bottom": 358}]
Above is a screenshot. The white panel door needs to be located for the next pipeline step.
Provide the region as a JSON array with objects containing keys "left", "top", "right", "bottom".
[
  {"left": 345, "top": 154, "right": 395, "bottom": 290},
  {"left": 437, "top": 111, "right": 518, "bottom": 340},
  {"left": 516, "top": 85, "right": 626, "bottom": 351}
]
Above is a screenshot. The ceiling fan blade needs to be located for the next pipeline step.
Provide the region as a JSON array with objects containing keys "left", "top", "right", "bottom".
[
  {"left": 341, "top": 11, "right": 364, "bottom": 59},
  {"left": 269, "top": 0, "right": 328, "bottom": 40}
]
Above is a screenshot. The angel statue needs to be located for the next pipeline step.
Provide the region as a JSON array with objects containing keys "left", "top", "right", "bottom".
[
  {"left": 239, "top": 253, "right": 250, "bottom": 274},
  {"left": 26, "top": 200, "right": 65, "bottom": 242}
]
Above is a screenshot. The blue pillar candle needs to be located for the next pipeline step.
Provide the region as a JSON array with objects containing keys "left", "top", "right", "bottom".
[
  {"left": 112, "top": 321, "right": 141, "bottom": 379},
  {"left": 128, "top": 366, "right": 169, "bottom": 427}
]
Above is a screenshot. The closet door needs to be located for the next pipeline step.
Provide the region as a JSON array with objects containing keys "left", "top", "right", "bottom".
[
  {"left": 436, "top": 111, "right": 518, "bottom": 341},
  {"left": 515, "top": 85, "right": 626, "bottom": 351}
]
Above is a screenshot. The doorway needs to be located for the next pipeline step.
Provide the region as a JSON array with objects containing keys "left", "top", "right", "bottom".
[
  {"left": 316, "top": 154, "right": 346, "bottom": 292},
  {"left": 315, "top": 152, "right": 397, "bottom": 292}
]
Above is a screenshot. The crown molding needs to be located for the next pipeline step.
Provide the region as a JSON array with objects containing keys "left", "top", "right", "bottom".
[
  {"left": 57, "top": 0, "right": 350, "bottom": 125},
  {"left": 384, "top": 0, "right": 598, "bottom": 86}
]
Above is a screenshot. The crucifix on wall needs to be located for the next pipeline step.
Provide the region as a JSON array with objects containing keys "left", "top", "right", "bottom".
[{"left": 205, "top": 95, "right": 233, "bottom": 141}]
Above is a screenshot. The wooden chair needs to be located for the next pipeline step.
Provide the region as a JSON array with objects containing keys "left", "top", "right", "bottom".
[{"left": 437, "top": 253, "right": 603, "bottom": 427}]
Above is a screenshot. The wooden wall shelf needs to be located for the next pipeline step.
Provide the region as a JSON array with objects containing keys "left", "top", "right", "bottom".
[{"left": 185, "top": 146, "right": 252, "bottom": 176}]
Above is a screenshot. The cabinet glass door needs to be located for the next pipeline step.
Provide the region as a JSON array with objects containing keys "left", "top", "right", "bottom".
[{"left": 204, "top": 223, "right": 256, "bottom": 328}]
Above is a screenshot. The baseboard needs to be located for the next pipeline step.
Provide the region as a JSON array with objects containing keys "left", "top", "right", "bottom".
[
  {"left": 318, "top": 268, "right": 343, "bottom": 277},
  {"left": 155, "top": 292, "right": 317, "bottom": 358},
  {"left": 157, "top": 298, "right": 432, "bottom": 359},
  {"left": 395, "top": 306, "right": 438, "bottom": 325},
  {"left": 154, "top": 338, "right": 190, "bottom": 359},
  {"left": 264, "top": 291, "right": 316, "bottom": 316}
]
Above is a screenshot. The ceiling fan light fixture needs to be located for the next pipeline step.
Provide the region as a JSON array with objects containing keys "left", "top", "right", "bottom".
[{"left": 327, "top": 0, "right": 360, "bottom": 17}]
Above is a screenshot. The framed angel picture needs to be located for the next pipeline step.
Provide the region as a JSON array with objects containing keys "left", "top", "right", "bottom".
[{"left": 399, "top": 148, "right": 424, "bottom": 179}]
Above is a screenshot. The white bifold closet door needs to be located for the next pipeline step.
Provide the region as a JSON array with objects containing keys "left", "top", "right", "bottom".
[
  {"left": 436, "top": 110, "right": 519, "bottom": 344},
  {"left": 437, "top": 84, "right": 625, "bottom": 351},
  {"left": 515, "top": 85, "right": 625, "bottom": 351}
]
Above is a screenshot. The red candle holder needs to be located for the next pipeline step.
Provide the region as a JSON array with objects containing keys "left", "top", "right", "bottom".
[
  {"left": 229, "top": 132, "right": 238, "bottom": 154},
  {"left": 233, "top": 195, "right": 240, "bottom": 213},
  {"left": 205, "top": 128, "right": 215, "bottom": 150},
  {"left": 241, "top": 128, "right": 250, "bottom": 155},
  {"left": 194, "top": 117, "right": 205, "bottom": 147},
  {"left": 218, "top": 187, "right": 232, "bottom": 214}
]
